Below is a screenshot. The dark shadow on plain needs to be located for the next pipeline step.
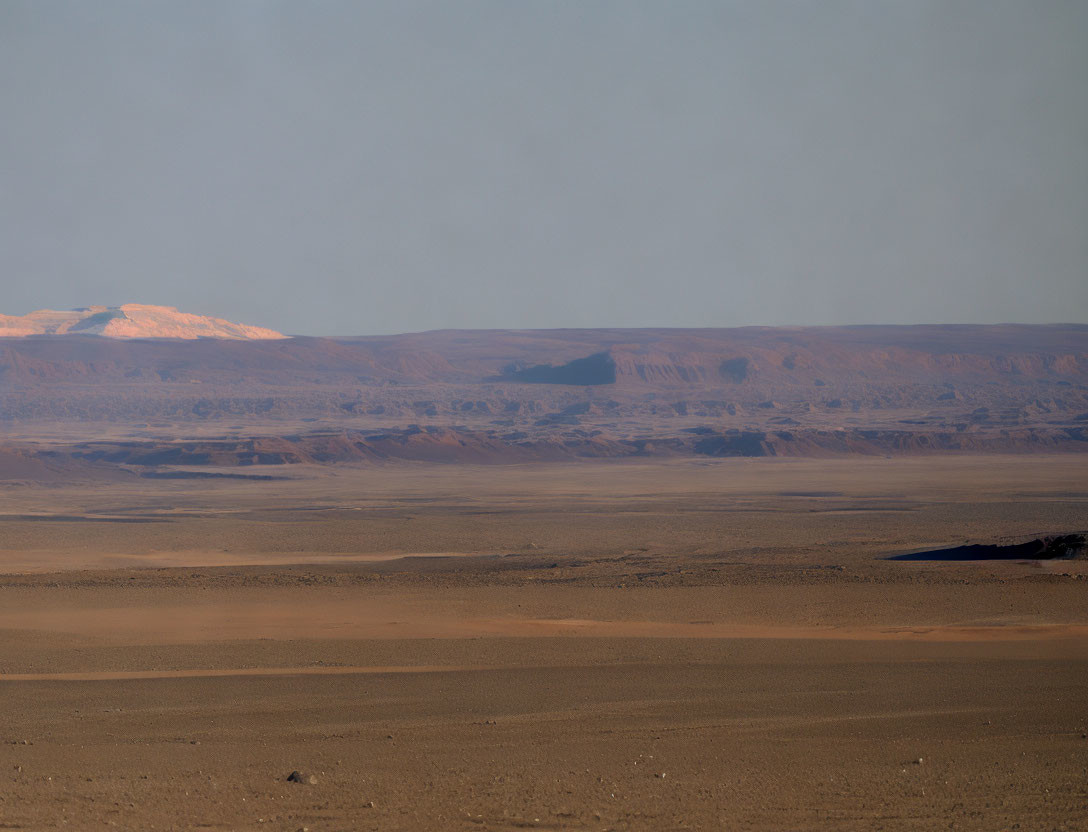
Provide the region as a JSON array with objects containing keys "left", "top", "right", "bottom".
[{"left": 890, "top": 534, "right": 1085, "bottom": 561}]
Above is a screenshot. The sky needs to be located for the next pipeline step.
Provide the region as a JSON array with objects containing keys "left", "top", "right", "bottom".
[{"left": 1, "top": 1, "right": 1085, "bottom": 335}]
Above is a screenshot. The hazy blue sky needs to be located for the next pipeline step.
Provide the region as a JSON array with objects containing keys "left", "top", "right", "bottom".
[{"left": 1, "top": 1, "right": 1085, "bottom": 335}]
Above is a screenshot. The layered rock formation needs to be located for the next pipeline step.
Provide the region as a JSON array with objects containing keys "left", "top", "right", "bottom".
[{"left": 0, "top": 322, "right": 1085, "bottom": 470}]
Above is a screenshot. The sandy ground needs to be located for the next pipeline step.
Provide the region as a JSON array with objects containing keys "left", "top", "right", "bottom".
[{"left": 1, "top": 456, "right": 1087, "bottom": 830}]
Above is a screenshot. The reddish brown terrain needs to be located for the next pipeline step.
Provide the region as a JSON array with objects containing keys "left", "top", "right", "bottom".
[
  {"left": 1, "top": 324, "right": 1087, "bottom": 830},
  {"left": 2, "top": 325, "right": 1086, "bottom": 473}
]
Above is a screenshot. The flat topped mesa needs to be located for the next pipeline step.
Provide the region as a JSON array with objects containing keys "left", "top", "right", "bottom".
[{"left": 0, "top": 304, "right": 288, "bottom": 340}]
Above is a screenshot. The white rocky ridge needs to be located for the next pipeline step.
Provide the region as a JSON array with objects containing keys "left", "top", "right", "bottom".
[{"left": 0, "top": 305, "right": 288, "bottom": 340}]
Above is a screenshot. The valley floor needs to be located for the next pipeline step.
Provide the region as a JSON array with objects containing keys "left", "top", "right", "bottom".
[{"left": 0, "top": 455, "right": 1086, "bottom": 830}]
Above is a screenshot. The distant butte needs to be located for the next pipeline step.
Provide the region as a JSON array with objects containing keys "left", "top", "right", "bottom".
[{"left": 0, "top": 304, "right": 287, "bottom": 340}]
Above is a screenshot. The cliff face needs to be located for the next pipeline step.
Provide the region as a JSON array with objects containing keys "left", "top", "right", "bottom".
[
  {"left": 1, "top": 324, "right": 1084, "bottom": 386},
  {"left": 0, "top": 325, "right": 1085, "bottom": 468}
]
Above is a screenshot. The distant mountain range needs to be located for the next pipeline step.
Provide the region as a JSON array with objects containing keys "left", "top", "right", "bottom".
[
  {"left": 0, "top": 321, "right": 1085, "bottom": 467},
  {"left": 0, "top": 309, "right": 1085, "bottom": 473},
  {"left": 0, "top": 304, "right": 286, "bottom": 340}
]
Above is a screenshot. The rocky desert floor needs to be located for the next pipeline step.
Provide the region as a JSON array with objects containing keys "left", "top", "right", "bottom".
[{"left": 1, "top": 455, "right": 1087, "bottom": 830}]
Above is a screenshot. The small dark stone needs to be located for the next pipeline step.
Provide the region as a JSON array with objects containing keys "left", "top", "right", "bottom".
[{"left": 286, "top": 771, "right": 305, "bottom": 783}]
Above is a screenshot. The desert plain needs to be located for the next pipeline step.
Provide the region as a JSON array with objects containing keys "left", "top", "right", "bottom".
[
  {"left": 1, "top": 320, "right": 1087, "bottom": 830},
  {"left": 1, "top": 453, "right": 1087, "bottom": 831}
]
